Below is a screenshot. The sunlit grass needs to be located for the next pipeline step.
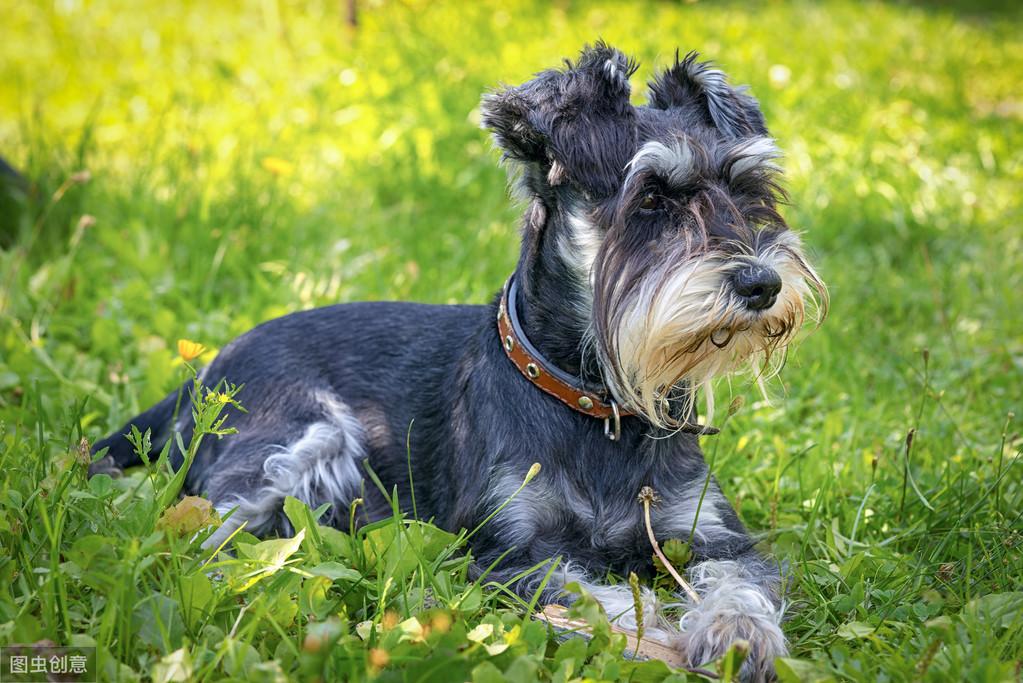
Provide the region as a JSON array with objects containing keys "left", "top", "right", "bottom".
[{"left": 1, "top": 0, "right": 1021, "bottom": 680}]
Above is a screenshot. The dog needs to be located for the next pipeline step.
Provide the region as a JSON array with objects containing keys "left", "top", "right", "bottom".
[{"left": 90, "top": 43, "right": 825, "bottom": 680}]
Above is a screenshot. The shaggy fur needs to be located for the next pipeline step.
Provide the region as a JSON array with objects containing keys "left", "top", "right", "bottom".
[{"left": 91, "top": 43, "right": 825, "bottom": 681}]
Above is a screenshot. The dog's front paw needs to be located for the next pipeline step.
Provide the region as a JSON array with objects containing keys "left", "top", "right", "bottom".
[
  {"left": 674, "top": 561, "right": 787, "bottom": 682},
  {"left": 676, "top": 611, "right": 786, "bottom": 681},
  {"left": 88, "top": 455, "right": 123, "bottom": 479}
]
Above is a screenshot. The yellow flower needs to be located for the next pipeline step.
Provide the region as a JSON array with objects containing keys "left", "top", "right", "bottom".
[
  {"left": 261, "top": 156, "right": 294, "bottom": 176},
  {"left": 368, "top": 648, "right": 389, "bottom": 670},
  {"left": 177, "top": 339, "right": 206, "bottom": 361}
]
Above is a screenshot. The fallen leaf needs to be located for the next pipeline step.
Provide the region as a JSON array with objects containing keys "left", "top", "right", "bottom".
[{"left": 157, "top": 496, "right": 218, "bottom": 535}]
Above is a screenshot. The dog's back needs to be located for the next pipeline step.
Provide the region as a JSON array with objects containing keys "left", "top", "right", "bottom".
[{"left": 92, "top": 301, "right": 486, "bottom": 520}]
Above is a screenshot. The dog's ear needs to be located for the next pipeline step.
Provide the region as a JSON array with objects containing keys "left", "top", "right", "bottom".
[
  {"left": 648, "top": 51, "right": 767, "bottom": 138},
  {"left": 479, "top": 72, "right": 556, "bottom": 165},
  {"left": 481, "top": 41, "right": 638, "bottom": 198}
]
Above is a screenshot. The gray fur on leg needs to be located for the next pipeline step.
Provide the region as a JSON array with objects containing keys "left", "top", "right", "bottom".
[
  {"left": 675, "top": 560, "right": 787, "bottom": 682},
  {"left": 87, "top": 454, "right": 123, "bottom": 479}
]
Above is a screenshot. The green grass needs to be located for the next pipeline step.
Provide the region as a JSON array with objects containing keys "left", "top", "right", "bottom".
[{"left": 1, "top": 0, "right": 1022, "bottom": 680}]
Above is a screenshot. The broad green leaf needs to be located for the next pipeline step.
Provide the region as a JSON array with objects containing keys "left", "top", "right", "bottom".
[
  {"left": 88, "top": 474, "right": 115, "bottom": 498},
  {"left": 662, "top": 538, "right": 692, "bottom": 567},
  {"left": 776, "top": 657, "right": 836, "bottom": 683},
  {"left": 836, "top": 621, "right": 875, "bottom": 640},
  {"left": 232, "top": 529, "right": 305, "bottom": 591},
  {"left": 178, "top": 572, "right": 215, "bottom": 630},
  {"left": 133, "top": 593, "right": 186, "bottom": 650},
  {"left": 504, "top": 655, "right": 539, "bottom": 683},
  {"left": 236, "top": 530, "right": 305, "bottom": 567},
  {"left": 554, "top": 636, "right": 588, "bottom": 671},
  {"left": 454, "top": 585, "right": 483, "bottom": 613},
  {"left": 471, "top": 661, "right": 504, "bottom": 683},
  {"left": 307, "top": 561, "right": 362, "bottom": 583},
  {"left": 318, "top": 526, "right": 354, "bottom": 559},
  {"left": 963, "top": 591, "right": 1023, "bottom": 629},
  {"left": 300, "top": 575, "right": 333, "bottom": 619},
  {"left": 220, "top": 638, "right": 263, "bottom": 679},
  {"left": 618, "top": 658, "right": 674, "bottom": 682},
  {"left": 282, "top": 495, "right": 322, "bottom": 562}
]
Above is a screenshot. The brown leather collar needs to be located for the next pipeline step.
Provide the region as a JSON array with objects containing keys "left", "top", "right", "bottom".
[
  {"left": 497, "top": 275, "right": 718, "bottom": 440},
  {"left": 498, "top": 276, "right": 631, "bottom": 440}
]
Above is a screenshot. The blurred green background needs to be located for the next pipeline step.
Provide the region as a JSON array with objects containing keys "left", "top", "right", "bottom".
[
  {"left": 1, "top": 0, "right": 1021, "bottom": 678},
  {"left": 2, "top": 0, "right": 1020, "bottom": 413}
]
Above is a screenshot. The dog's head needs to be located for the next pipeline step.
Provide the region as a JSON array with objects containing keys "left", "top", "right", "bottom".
[{"left": 481, "top": 42, "right": 827, "bottom": 428}]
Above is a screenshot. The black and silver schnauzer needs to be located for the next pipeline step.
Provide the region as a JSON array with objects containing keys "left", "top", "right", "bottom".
[{"left": 92, "top": 43, "right": 825, "bottom": 680}]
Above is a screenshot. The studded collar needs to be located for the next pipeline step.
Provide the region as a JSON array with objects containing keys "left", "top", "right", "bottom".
[
  {"left": 497, "top": 275, "right": 718, "bottom": 441},
  {"left": 498, "top": 275, "right": 631, "bottom": 440}
]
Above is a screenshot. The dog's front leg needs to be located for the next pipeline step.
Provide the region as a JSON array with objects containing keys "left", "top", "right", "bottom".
[
  {"left": 565, "top": 553, "right": 787, "bottom": 681},
  {"left": 675, "top": 552, "right": 787, "bottom": 681},
  {"left": 647, "top": 477, "right": 787, "bottom": 680}
]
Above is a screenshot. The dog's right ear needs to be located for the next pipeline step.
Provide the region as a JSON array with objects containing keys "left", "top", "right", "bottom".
[
  {"left": 481, "top": 42, "right": 638, "bottom": 198},
  {"left": 479, "top": 72, "right": 558, "bottom": 166}
]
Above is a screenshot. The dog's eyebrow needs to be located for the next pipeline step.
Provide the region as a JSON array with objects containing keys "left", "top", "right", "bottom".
[
  {"left": 726, "top": 136, "right": 780, "bottom": 181},
  {"left": 625, "top": 139, "right": 695, "bottom": 188}
]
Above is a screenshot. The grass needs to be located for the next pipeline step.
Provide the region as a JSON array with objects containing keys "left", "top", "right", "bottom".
[{"left": 1, "top": 0, "right": 1022, "bottom": 680}]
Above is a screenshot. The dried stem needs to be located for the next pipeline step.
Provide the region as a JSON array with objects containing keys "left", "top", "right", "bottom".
[{"left": 638, "top": 486, "right": 701, "bottom": 605}]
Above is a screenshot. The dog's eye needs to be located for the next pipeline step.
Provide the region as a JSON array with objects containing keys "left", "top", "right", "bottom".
[{"left": 639, "top": 193, "right": 660, "bottom": 212}]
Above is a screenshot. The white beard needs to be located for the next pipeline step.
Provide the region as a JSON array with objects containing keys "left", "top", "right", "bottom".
[{"left": 597, "top": 231, "right": 826, "bottom": 428}]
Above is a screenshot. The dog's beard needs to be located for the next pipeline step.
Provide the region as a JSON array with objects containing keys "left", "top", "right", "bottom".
[{"left": 591, "top": 233, "right": 826, "bottom": 429}]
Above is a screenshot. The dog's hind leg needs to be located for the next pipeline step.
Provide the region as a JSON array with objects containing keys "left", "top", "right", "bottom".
[
  {"left": 201, "top": 391, "right": 368, "bottom": 550},
  {"left": 89, "top": 384, "right": 188, "bottom": 477}
]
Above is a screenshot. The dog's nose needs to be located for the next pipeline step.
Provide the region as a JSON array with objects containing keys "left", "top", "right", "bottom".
[{"left": 732, "top": 265, "right": 782, "bottom": 311}]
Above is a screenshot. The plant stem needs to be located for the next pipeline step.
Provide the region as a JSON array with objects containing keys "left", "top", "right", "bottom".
[{"left": 638, "top": 486, "right": 700, "bottom": 605}]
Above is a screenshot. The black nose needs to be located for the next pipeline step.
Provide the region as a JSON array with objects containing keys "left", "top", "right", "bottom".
[{"left": 732, "top": 265, "right": 782, "bottom": 311}]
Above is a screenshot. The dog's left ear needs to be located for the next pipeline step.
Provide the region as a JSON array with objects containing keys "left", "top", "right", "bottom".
[
  {"left": 481, "top": 41, "right": 638, "bottom": 198},
  {"left": 648, "top": 51, "right": 767, "bottom": 138}
]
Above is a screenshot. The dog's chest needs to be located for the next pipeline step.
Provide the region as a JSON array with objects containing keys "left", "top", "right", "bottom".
[{"left": 486, "top": 464, "right": 654, "bottom": 564}]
